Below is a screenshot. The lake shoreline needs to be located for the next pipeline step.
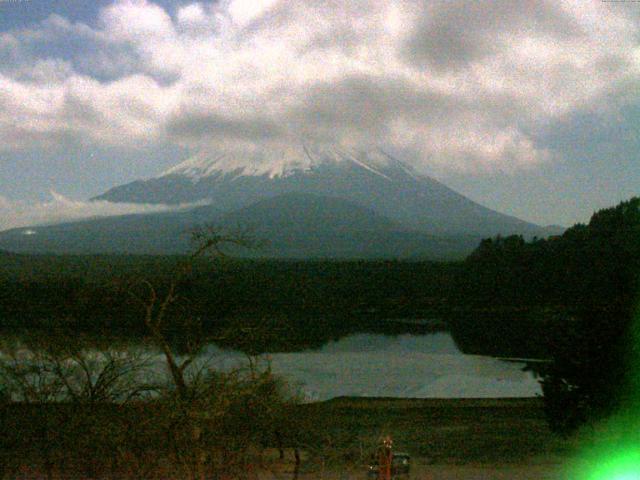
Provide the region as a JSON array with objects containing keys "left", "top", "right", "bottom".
[
  {"left": 2, "top": 331, "right": 543, "bottom": 400},
  {"left": 295, "top": 396, "right": 573, "bottom": 478},
  {"left": 2, "top": 397, "right": 574, "bottom": 479}
]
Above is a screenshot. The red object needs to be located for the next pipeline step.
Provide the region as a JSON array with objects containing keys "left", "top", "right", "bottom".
[{"left": 378, "top": 436, "right": 393, "bottom": 480}]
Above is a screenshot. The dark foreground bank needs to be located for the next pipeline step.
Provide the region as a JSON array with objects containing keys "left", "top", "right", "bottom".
[{"left": 0, "top": 397, "right": 576, "bottom": 479}]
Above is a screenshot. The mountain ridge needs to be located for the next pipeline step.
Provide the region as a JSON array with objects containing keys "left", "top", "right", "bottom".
[
  {"left": 1, "top": 146, "right": 563, "bottom": 258},
  {"left": 95, "top": 146, "right": 554, "bottom": 238},
  {"left": 157, "top": 146, "right": 406, "bottom": 181},
  {"left": 0, "top": 192, "right": 481, "bottom": 258}
]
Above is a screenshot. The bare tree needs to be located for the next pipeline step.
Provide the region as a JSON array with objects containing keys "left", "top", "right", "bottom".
[
  {"left": 0, "top": 227, "right": 299, "bottom": 479},
  {"left": 130, "top": 226, "right": 257, "bottom": 401},
  {"left": 0, "top": 338, "right": 155, "bottom": 479},
  {"left": 128, "top": 227, "right": 281, "bottom": 479}
]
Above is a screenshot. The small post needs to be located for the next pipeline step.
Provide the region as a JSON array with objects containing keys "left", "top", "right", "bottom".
[{"left": 378, "top": 436, "right": 393, "bottom": 480}]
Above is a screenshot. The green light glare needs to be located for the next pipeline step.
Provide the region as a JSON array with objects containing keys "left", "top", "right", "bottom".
[
  {"left": 561, "top": 406, "right": 640, "bottom": 479},
  {"left": 564, "top": 209, "right": 640, "bottom": 480},
  {"left": 584, "top": 449, "right": 640, "bottom": 480},
  {"left": 562, "top": 301, "right": 640, "bottom": 480}
]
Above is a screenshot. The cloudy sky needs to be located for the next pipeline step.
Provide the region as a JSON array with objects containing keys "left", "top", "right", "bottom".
[{"left": 0, "top": 0, "right": 639, "bottom": 230}]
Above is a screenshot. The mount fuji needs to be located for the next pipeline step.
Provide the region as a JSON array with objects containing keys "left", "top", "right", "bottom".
[{"left": 0, "top": 146, "right": 562, "bottom": 258}]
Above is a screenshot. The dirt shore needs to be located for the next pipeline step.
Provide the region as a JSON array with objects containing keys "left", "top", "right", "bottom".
[
  {"left": 266, "top": 461, "right": 565, "bottom": 480},
  {"left": 268, "top": 459, "right": 566, "bottom": 479},
  {"left": 276, "top": 397, "right": 574, "bottom": 479},
  {"left": 416, "top": 463, "right": 562, "bottom": 479}
]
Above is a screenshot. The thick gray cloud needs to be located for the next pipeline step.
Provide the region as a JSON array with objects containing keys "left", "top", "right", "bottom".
[
  {"left": 0, "top": 0, "right": 638, "bottom": 174},
  {"left": 404, "top": 0, "right": 583, "bottom": 70},
  {"left": 165, "top": 111, "right": 284, "bottom": 142}
]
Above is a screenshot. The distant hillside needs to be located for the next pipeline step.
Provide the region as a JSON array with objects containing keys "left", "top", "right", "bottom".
[
  {"left": 3, "top": 147, "right": 563, "bottom": 257},
  {"left": 0, "top": 193, "right": 480, "bottom": 259},
  {"left": 96, "top": 146, "right": 556, "bottom": 238},
  {"left": 223, "top": 192, "right": 402, "bottom": 234},
  {"left": 460, "top": 196, "right": 640, "bottom": 308}
]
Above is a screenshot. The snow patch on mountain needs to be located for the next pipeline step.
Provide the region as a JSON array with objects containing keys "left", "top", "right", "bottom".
[
  {"left": 159, "top": 145, "right": 408, "bottom": 182},
  {"left": 91, "top": 143, "right": 553, "bottom": 240}
]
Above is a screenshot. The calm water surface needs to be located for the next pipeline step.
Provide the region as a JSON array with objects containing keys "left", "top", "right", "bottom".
[{"left": 1, "top": 332, "right": 541, "bottom": 401}]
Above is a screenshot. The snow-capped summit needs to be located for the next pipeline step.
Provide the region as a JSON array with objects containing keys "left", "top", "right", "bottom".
[
  {"left": 4, "top": 145, "right": 563, "bottom": 257},
  {"left": 94, "top": 144, "right": 551, "bottom": 238},
  {"left": 158, "top": 146, "right": 410, "bottom": 182}
]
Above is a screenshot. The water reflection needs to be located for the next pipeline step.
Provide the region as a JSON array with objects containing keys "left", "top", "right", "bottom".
[
  {"left": 0, "top": 330, "right": 541, "bottom": 402},
  {"left": 318, "top": 332, "right": 460, "bottom": 354}
]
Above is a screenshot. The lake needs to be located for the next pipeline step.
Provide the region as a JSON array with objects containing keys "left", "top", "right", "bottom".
[
  {"left": 0, "top": 331, "right": 542, "bottom": 402},
  {"left": 204, "top": 333, "right": 541, "bottom": 400}
]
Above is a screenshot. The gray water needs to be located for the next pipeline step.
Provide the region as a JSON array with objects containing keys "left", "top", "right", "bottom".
[
  {"left": 244, "top": 333, "right": 541, "bottom": 400},
  {"left": 1, "top": 332, "right": 541, "bottom": 401}
]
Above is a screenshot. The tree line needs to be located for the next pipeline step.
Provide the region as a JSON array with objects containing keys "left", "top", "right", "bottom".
[
  {"left": 2, "top": 197, "right": 639, "bottom": 438},
  {"left": 461, "top": 197, "right": 640, "bottom": 433}
]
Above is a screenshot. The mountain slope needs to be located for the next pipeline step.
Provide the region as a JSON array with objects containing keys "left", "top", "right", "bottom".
[
  {"left": 95, "top": 146, "right": 551, "bottom": 238},
  {"left": 222, "top": 192, "right": 402, "bottom": 235},
  {"left": 2, "top": 146, "right": 561, "bottom": 258},
  {"left": 220, "top": 193, "right": 480, "bottom": 258},
  {"left": 0, "top": 211, "right": 200, "bottom": 255},
  {"left": 0, "top": 193, "right": 479, "bottom": 258}
]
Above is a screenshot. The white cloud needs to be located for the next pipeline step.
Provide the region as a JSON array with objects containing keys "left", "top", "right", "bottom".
[
  {"left": 0, "top": 0, "right": 638, "bottom": 173},
  {"left": 177, "top": 3, "right": 207, "bottom": 29},
  {"left": 13, "top": 58, "right": 75, "bottom": 84},
  {"left": 0, "top": 192, "right": 208, "bottom": 232},
  {"left": 0, "top": 72, "right": 178, "bottom": 149},
  {"left": 226, "top": 0, "right": 280, "bottom": 27},
  {"left": 99, "top": 0, "right": 175, "bottom": 42}
]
